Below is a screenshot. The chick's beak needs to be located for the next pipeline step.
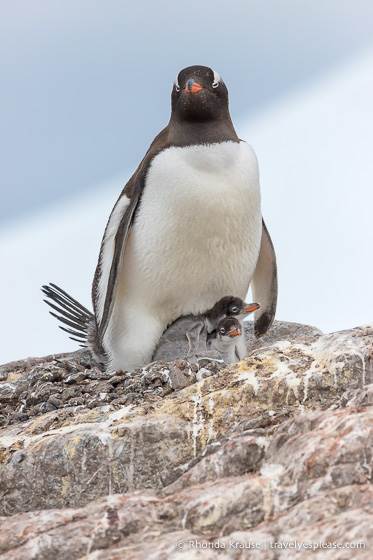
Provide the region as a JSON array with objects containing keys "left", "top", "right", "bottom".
[
  {"left": 229, "top": 329, "right": 241, "bottom": 337},
  {"left": 242, "top": 303, "right": 260, "bottom": 314}
]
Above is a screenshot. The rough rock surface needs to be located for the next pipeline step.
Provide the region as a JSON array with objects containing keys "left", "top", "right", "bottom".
[{"left": 0, "top": 321, "right": 372, "bottom": 559}]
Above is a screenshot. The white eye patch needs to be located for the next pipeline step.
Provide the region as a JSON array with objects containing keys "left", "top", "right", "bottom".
[
  {"left": 174, "top": 68, "right": 222, "bottom": 90},
  {"left": 212, "top": 69, "right": 221, "bottom": 88},
  {"left": 174, "top": 74, "right": 180, "bottom": 92}
]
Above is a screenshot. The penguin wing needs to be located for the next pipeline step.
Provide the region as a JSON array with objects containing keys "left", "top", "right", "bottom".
[
  {"left": 92, "top": 128, "right": 171, "bottom": 348},
  {"left": 186, "top": 321, "right": 206, "bottom": 357},
  {"left": 92, "top": 166, "right": 146, "bottom": 346},
  {"left": 251, "top": 219, "right": 278, "bottom": 337}
]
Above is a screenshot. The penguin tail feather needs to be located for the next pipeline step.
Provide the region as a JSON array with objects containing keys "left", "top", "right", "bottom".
[{"left": 41, "top": 283, "right": 94, "bottom": 345}]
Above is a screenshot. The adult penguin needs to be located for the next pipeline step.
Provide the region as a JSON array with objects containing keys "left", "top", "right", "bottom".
[{"left": 43, "top": 65, "right": 277, "bottom": 371}]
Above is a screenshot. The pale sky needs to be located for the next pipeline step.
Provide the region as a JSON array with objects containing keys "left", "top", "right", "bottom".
[{"left": 1, "top": 0, "right": 373, "bottom": 222}]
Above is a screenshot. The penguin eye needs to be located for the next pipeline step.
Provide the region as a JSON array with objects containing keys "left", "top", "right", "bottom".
[
  {"left": 220, "top": 327, "right": 225, "bottom": 334},
  {"left": 230, "top": 306, "right": 239, "bottom": 314}
]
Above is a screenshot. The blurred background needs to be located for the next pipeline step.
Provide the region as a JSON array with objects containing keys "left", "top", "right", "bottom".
[{"left": 1, "top": 0, "right": 372, "bottom": 364}]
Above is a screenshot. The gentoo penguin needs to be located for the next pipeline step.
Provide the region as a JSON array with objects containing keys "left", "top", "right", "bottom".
[
  {"left": 207, "top": 317, "right": 244, "bottom": 364},
  {"left": 152, "top": 296, "right": 259, "bottom": 362},
  {"left": 43, "top": 65, "right": 277, "bottom": 371}
]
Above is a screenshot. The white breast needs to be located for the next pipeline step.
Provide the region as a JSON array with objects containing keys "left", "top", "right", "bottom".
[{"left": 106, "top": 140, "right": 262, "bottom": 369}]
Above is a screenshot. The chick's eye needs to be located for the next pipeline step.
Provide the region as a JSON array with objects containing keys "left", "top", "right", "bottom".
[{"left": 220, "top": 328, "right": 225, "bottom": 334}]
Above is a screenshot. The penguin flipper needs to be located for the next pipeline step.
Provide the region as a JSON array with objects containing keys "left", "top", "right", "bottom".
[
  {"left": 186, "top": 321, "right": 205, "bottom": 357},
  {"left": 251, "top": 219, "right": 278, "bottom": 337},
  {"left": 93, "top": 170, "right": 145, "bottom": 348}
]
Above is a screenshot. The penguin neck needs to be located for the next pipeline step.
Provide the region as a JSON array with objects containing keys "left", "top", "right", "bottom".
[
  {"left": 167, "top": 116, "right": 239, "bottom": 147},
  {"left": 203, "top": 310, "right": 225, "bottom": 333},
  {"left": 211, "top": 335, "right": 239, "bottom": 364},
  {"left": 206, "top": 329, "right": 217, "bottom": 345}
]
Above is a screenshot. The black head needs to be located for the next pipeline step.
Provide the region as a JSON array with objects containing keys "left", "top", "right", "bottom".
[
  {"left": 203, "top": 296, "right": 260, "bottom": 333},
  {"left": 171, "top": 65, "right": 230, "bottom": 123},
  {"left": 217, "top": 317, "right": 242, "bottom": 339},
  {"left": 208, "top": 296, "right": 260, "bottom": 319}
]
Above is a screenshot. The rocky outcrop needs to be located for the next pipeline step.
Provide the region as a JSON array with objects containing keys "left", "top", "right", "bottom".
[{"left": 0, "top": 321, "right": 372, "bottom": 559}]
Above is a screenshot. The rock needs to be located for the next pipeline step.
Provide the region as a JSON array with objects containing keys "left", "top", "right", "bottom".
[
  {"left": 340, "top": 383, "right": 373, "bottom": 408},
  {"left": 244, "top": 319, "right": 323, "bottom": 349},
  {"left": 168, "top": 366, "right": 195, "bottom": 390},
  {"left": 0, "top": 322, "right": 372, "bottom": 559}
]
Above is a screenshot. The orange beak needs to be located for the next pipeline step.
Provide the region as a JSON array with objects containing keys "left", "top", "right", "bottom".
[
  {"left": 229, "top": 329, "right": 241, "bottom": 337},
  {"left": 242, "top": 303, "right": 260, "bottom": 314},
  {"left": 185, "top": 79, "right": 204, "bottom": 93}
]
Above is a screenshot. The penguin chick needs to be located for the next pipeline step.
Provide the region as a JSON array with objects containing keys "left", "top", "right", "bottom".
[
  {"left": 203, "top": 296, "right": 260, "bottom": 332},
  {"left": 207, "top": 317, "right": 244, "bottom": 364},
  {"left": 152, "top": 297, "right": 259, "bottom": 363}
]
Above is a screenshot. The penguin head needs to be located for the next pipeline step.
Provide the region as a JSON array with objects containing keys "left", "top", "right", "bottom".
[
  {"left": 216, "top": 317, "right": 242, "bottom": 340},
  {"left": 209, "top": 296, "right": 260, "bottom": 319},
  {"left": 171, "top": 65, "right": 229, "bottom": 122}
]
